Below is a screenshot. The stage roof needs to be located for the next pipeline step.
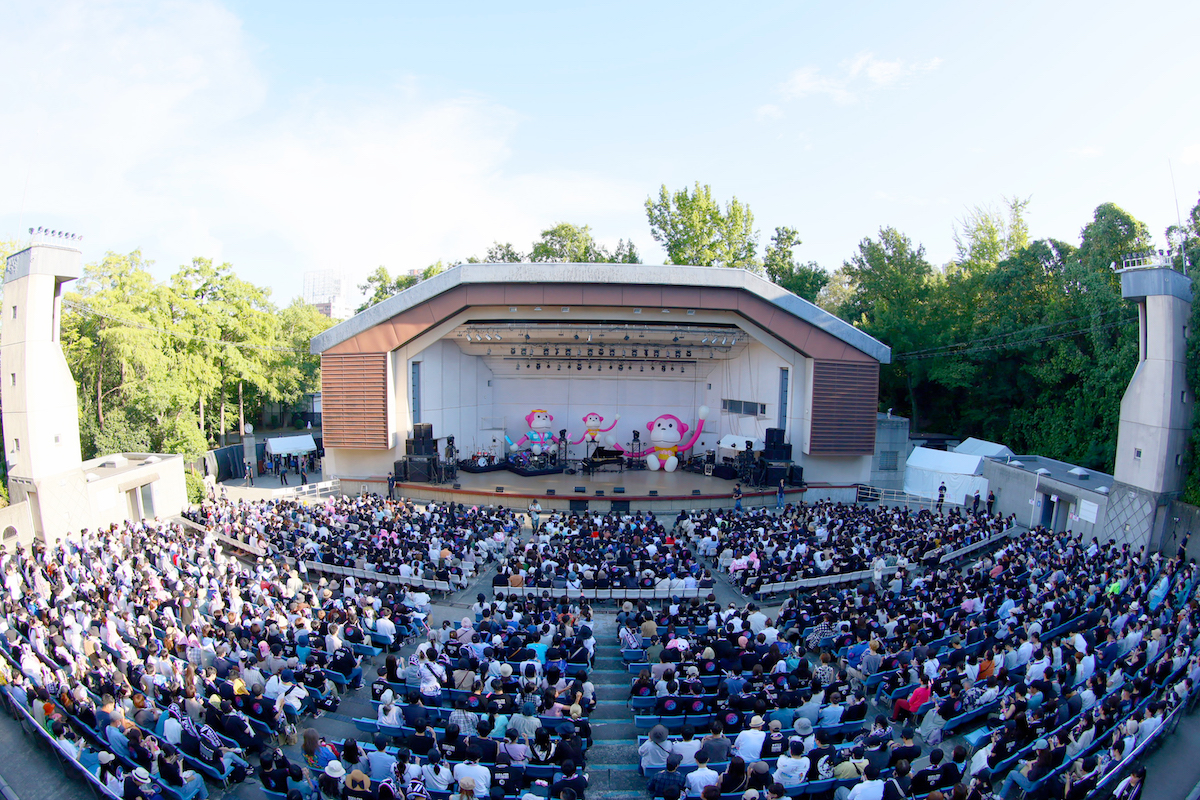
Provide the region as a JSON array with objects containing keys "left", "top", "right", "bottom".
[{"left": 311, "top": 263, "right": 890, "bottom": 364}]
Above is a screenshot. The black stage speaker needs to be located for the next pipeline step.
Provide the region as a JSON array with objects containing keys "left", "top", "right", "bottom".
[
  {"left": 764, "top": 444, "right": 793, "bottom": 461},
  {"left": 569, "top": 499, "right": 589, "bottom": 512},
  {"left": 766, "top": 462, "right": 789, "bottom": 485},
  {"left": 405, "top": 439, "right": 415, "bottom": 456},
  {"left": 393, "top": 460, "right": 406, "bottom": 480},
  {"left": 595, "top": 490, "right": 605, "bottom": 497},
  {"left": 418, "top": 439, "right": 437, "bottom": 456},
  {"left": 574, "top": 486, "right": 586, "bottom": 493},
  {"left": 614, "top": 487, "right": 625, "bottom": 494},
  {"left": 766, "top": 428, "right": 785, "bottom": 446},
  {"left": 413, "top": 423, "right": 433, "bottom": 439},
  {"left": 712, "top": 464, "right": 738, "bottom": 480},
  {"left": 406, "top": 457, "right": 432, "bottom": 482},
  {"left": 546, "top": 489, "right": 556, "bottom": 496},
  {"left": 788, "top": 464, "right": 805, "bottom": 486}
]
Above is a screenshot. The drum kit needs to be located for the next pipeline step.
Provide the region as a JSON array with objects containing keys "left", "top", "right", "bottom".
[{"left": 473, "top": 451, "right": 497, "bottom": 468}]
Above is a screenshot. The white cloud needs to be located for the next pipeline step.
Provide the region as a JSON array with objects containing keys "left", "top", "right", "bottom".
[
  {"left": 0, "top": 1, "right": 644, "bottom": 300},
  {"left": 1181, "top": 143, "right": 1200, "bottom": 166},
  {"left": 780, "top": 52, "right": 942, "bottom": 105},
  {"left": 1068, "top": 146, "right": 1104, "bottom": 159},
  {"left": 755, "top": 104, "right": 784, "bottom": 121}
]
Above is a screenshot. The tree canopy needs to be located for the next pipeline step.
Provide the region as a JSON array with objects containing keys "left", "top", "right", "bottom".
[{"left": 60, "top": 253, "right": 332, "bottom": 460}]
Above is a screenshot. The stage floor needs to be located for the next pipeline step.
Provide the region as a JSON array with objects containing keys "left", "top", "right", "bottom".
[{"left": 389, "top": 467, "right": 807, "bottom": 513}]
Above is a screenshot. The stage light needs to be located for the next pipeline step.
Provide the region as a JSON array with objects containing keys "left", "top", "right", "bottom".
[
  {"left": 557, "top": 363, "right": 562, "bottom": 370},
  {"left": 702, "top": 337, "right": 708, "bottom": 344},
  {"left": 486, "top": 348, "right": 491, "bottom": 355},
  {"left": 722, "top": 337, "right": 728, "bottom": 345},
  {"left": 525, "top": 333, "right": 530, "bottom": 341},
  {"left": 640, "top": 364, "right": 644, "bottom": 372},
  {"left": 673, "top": 336, "right": 679, "bottom": 342},
  {"left": 609, "top": 363, "right": 614, "bottom": 369},
  {"left": 623, "top": 335, "right": 629, "bottom": 340},
  {"left": 484, "top": 334, "right": 491, "bottom": 341},
  {"left": 618, "top": 364, "right": 623, "bottom": 371},
  {"left": 577, "top": 362, "right": 582, "bottom": 370},
  {"left": 588, "top": 334, "right": 592, "bottom": 342},
  {"left": 661, "top": 364, "right": 666, "bottom": 372},
  {"left": 686, "top": 350, "right": 691, "bottom": 357},
  {"left": 536, "top": 362, "right": 541, "bottom": 369},
  {"left": 681, "top": 367, "right": 685, "bottom": 374}
]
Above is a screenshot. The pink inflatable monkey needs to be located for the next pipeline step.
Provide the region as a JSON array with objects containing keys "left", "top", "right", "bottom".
[
  {"left": 569, "top": 411, "right": 620, "bottom": 445},
  {"left": 625, "top": 407, "right": 710, "bottom": 472}
]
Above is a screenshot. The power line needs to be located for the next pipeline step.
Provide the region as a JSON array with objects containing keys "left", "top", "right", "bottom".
[
  {"left": 898, "top": 308, "right": 1127, "bottom": 358},
  {"left": 896, "top": 315, "right": 1135, "bottom": 361},
  {"left": 63, "top": 300, "right": 309, "bottom": 354}
]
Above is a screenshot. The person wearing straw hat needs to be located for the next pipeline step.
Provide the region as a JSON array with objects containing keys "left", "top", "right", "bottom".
[{"left": 733, "top": 715, "right": 766, "bottom": 762}]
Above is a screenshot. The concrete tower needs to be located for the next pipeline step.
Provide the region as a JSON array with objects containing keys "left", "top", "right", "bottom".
[
  {"left": 1101, "top": 253, "right": 1193, "bottom": 552},
  {"left": 1, "top": 240, "right": 89, "bottom": 540}
]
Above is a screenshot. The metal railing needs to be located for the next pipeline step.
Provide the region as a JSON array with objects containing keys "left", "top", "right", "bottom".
[{"left": 271, "top": 478, "right": 341, "bottom": 500}]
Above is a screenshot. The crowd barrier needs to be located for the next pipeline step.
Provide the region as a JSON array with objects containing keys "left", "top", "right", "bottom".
[
  {"left": 300, "top": 559, "right": 454, "bottom": 596},
  {"left": 755, "top": 526, "right": 1018, "bottom": 596}
]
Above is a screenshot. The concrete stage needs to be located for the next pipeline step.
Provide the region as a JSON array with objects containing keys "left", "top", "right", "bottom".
[{"left": 382, "top": 467, "right": 820, "bottom": 513}]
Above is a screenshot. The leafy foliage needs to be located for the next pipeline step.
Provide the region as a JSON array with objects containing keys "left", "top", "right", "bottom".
[
  {"left": 645, "top": 182, "right": 759, "bottom": 269},
  {"left": 61, "top": 252, "right": 332, "bottom": 460}
]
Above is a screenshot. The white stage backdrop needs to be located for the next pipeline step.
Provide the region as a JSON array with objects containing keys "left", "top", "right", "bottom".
[{"left": 490, "top": 375, "right": 713, "bottom": 460}]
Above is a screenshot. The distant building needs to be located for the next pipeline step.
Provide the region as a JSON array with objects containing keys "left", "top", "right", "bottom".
[{"left": 303, "top": 269, "right": 350, "bottom": 319}]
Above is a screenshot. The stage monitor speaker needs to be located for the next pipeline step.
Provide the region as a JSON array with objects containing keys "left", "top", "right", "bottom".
[
  {"left": 649, "top": 490, "right": 658, "bottom": 496},
  {"left": 574, "top": 486, "right": 586, "bottom": 493},
  {"left": 569, "top": 499, "right": 589, "bottom": 512},
  {"left": 712, "top": 464, "right": 737, "bottom": 480},
  {"left": 766, "top": 427, "right": 785, "bottom": 446},
  {"left": 614, "top": 487, "right": 625, "bottom": 494},
  {"left": 413, "top": 423, "right": 433, "bottom": 439},
  {"left": 406, "top": 457, "right": 432, "bottom": 482},
  {"left": 546, "top": 489, "right": 556, "bottom": 496},
  {"left": 453, "top": 483, "right": 461, "bottom": 489},
  {"left": 393, "top": 460, "right": 406, "bottom": 480},
  {"left": 611, "top": 499, "right": 630, "bottom": 513},
  {"left": 788, "top": 464, "right": 805, "bottom": 486},
  {"left": 595, "top": 490, "right": 604, "bottom": 497},
  {"left": 692, "top": 489, "right": 702, "bottom": 495},
  {"left": 496, "top": 487, "right": 504, "bottom": 493}
]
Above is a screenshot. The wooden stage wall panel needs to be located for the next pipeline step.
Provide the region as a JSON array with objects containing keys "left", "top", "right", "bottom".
[{"left": 321, "top": 353, "right": 390, "bottom": 449}]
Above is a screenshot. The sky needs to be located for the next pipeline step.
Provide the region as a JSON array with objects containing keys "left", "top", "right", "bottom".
[{"left": 3, "top": 1, "right": 1200, "bottom": 306}]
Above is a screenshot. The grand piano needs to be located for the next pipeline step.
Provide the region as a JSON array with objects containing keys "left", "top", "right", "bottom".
[{"left": 582, "top": 446, "right": 624, "bottom": 474}]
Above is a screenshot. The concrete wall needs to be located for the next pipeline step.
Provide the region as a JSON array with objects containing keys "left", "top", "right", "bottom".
[
  {"left": 0, "top": 501, "right": 35, "bottom": 549},
  {"left": 982, "top": 460, "right": 1109, "bottom": 538},
  {"left": 85, "top": 456, "right": 188, "bottom": 529},
  {"left": 870, "top": 414, "right": 910, "bottom": 491},
  {"left": 408, "top": 340, "right": 493, "bottom": 453}
]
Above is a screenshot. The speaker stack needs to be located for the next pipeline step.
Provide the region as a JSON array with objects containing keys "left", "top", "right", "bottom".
[
  {"left": 406, "top": 424, "right": 436, "bottom": 480},
  {"left": 763, "top": 428, "right": 792, "bottom": 461}
]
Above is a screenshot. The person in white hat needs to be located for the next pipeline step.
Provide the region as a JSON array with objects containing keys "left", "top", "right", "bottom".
[{"left": 733, "top": 715, "right": 766, "bottom": 762}]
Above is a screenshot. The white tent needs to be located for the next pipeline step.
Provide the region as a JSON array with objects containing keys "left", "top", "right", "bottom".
[
  {"left": 904, "top": 446, "right": 988, "bottom": 502},
  {"left": 265, "top": 434, "right": 317, "bottom": 456},
  {"left": 954, "top": 437, "right": 1015, "bottom": 459}
]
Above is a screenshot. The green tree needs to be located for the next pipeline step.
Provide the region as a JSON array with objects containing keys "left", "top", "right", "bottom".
[
  {"left": 763, "top": 226, "right": 828, "bottom": 302},
  {"left": 357, "top": 266, "right": 419, "bottom": 313},
  {"left": 483, "top": 242, "right": 524, "bottom": 262},
  {"left": 840, "top": 227, "right": 937, "bottom": 424},
  {"left": 645, "top": 182, "right": 759, "bottom": 269},
  {"left": 949, "top": 196, "right": 1030, "bottom": 276}
]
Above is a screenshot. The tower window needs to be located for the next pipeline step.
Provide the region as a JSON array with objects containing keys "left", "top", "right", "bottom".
[
  {"left": 13, "top": 439, "right": 18, "bottom": 452},
  {"left": 1176, "top": 454, "right": 1184, "bottom": 467},
  {"left": 8, "top": 374, "right": 13, "bottom": 387},
  {"left": 1134, "top": 448, "right": 1143, "bottom": 460},
  {"left": 54, "top": 435, "right": 61, "bottom": 445},
  {"left": 9, "top": 306, "right": 14, "bottom": 320}
]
